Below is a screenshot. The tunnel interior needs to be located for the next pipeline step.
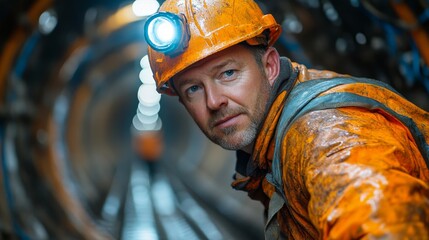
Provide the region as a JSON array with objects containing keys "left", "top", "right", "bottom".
[{"left": 1, "top": 0, "right": 428, "bottom": 239}]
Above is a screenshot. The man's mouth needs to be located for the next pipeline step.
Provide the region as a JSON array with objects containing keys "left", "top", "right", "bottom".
[{"left": 213, "top": 113, "right": 241, "bottom": 128}]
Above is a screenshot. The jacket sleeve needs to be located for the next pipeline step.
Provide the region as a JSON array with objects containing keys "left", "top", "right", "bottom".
[{"left": 281, "top": 106, "right": 429, "bottom": 239}]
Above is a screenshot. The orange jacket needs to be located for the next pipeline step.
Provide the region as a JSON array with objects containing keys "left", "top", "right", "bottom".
[{"left": 232, "top": 58, "right": 429, "bottom": 239}]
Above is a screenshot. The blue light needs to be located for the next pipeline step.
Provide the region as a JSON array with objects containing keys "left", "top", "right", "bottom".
[
  {"left": 144, "top": 12, "right": 190, "bottom": 56},
  {"left": 150, "top": 17, "right": 176, "bottom": 45}
]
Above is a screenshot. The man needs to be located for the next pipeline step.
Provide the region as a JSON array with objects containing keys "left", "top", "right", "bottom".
[{"left": 144, "top": 0, "right": 429, "bottom": 238}]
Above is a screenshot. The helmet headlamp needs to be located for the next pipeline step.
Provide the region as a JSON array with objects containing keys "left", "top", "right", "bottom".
[{"left": 144, "top": 12, "right": 190, "bottom": 56}]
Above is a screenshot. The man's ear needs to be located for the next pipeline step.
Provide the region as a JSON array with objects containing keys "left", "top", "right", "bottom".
[{"left": 263, "top": 47, "right": 280, "bottom": 86}]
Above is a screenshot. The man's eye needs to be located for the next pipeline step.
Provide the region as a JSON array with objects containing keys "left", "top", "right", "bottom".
[
  {"left": 186, "top": 85, "right": 200, "bottom": 94},
  {"left": 224, "top": 70, "right": 235, "bottom": 78}
]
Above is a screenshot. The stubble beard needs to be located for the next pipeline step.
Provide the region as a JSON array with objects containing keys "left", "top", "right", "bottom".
[
  {"left": 206, "top": 107, "right": 258, "bottom": 150},
  {"left": 205, "top": 79, "right": 272, "bottom": 150}
]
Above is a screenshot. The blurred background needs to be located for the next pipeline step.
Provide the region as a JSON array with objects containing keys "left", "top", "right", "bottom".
[{"left": 0, "top": 0, "right": 428, "bottom": 239}]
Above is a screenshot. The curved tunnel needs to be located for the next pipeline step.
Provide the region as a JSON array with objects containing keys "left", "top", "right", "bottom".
[
  {"left": 1, "top": 0, "right": 429, "bottom": 239},
  {"left": 1, "top": 1, "right": 265, "bottom": 239}
]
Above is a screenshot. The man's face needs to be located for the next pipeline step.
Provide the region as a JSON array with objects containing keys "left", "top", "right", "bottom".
[{"left": 172, "top": 44, "right": 277, "bottom": 151}]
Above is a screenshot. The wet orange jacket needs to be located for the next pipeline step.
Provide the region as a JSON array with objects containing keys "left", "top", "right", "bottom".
[{"left": 232, "top": 58, "right": 429, "bottom": 239}]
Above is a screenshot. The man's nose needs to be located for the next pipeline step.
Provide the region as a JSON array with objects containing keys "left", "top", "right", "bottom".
[{"left": 205, "top": 84, "right": 227, "bottom": 110}]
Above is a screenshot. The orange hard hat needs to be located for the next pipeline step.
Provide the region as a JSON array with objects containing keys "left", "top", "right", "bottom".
[{"left": 146, "top": 0, "right": 282, "bottom": 95}]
